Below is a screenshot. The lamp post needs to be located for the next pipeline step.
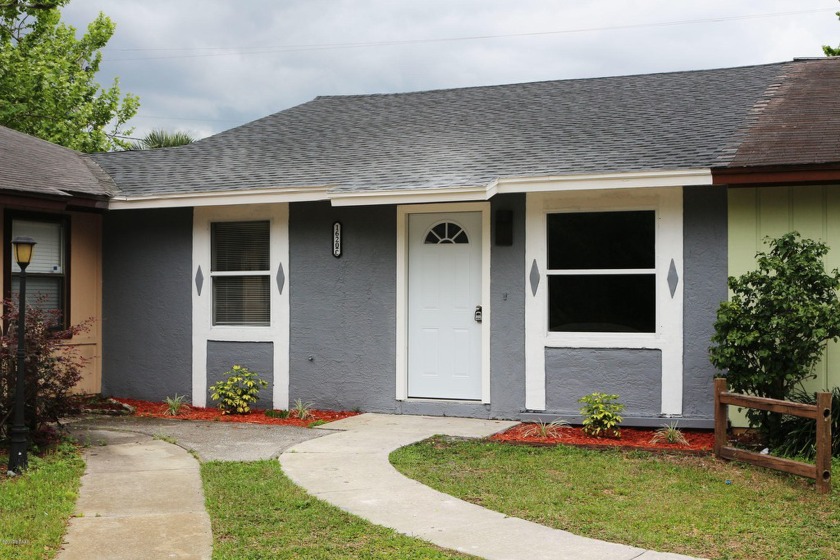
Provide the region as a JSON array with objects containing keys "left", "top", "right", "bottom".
[{"left": 8, "top": 236, "right": 36, "bottom": 474}]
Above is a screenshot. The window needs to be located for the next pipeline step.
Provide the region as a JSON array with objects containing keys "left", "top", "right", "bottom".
[
  {"left": 211, "top": 221, "right": 270, "bottom": 326},
  {"left": 424, "top": 222, "right": 469, "bottom": 244},
  {"left": 546, "top": 211, "right": 655, "bottom": 333},
  {"left": 9, "top": 217, "right": 68, "bottom": 323}
]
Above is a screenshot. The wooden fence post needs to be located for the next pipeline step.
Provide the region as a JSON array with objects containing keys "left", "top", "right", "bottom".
[
  {"left": 815, "top": 391, "right": 833, "bottom": 495},
  {"left": 714, "top": 378, "right": 728, "bottom": 456}
]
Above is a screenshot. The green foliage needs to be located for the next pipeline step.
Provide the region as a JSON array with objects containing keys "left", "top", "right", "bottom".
[
  {"left": 524, "top": 418, "right": 569, "bottom": 438},
  {"left": 307, "top": 419, "right": 327, "bottom": 428},
  {"left": 163, "top": 394, "right": 187, "bottom": 416},
  {"left": 777, "top": 387, "right": 840, "bottom": 459},
  {"left": 265, "top": 408, "right": 290, "bottom": 419},
  {"left": 650, "top": 422, "right": 689, "bottom": 446},
  {"left": 128, "top": 129, "right": 195, "bottom": 150},
  {"left": 0, "top": 299, "right": 90, "bottom": 439},
  {"left": 824, "top": 3, "right": 840, "bottom": 56},
  {"left": 209, "top": 365, "right": 267, "bottom": 415},
  {"left": 578, "top": 392, "right": 624, "bottom": 438},
  {"left": 709, "top": 232, "right": 840, "bottom": 445},
  {"left": 0, "top": 0, "right": 139, "bottom": 151},
  {"left": 291, "top": 398, "right": 313, "bottom": 420}
]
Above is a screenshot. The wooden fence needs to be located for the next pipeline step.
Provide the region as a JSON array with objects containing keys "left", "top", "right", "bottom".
[{"left": 714, "top": 378, "right": 832, "bottom": 494}]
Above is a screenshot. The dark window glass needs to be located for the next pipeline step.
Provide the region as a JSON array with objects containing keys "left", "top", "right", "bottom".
[
  {"left": 212, "top": 221, "right": 270, "bottom": 272},
  {"left": 424, "top": 222, "right": 469, "bottom": 244},
  {"left": 547, "top": 211, "right": 654, "bottom": 270},
  {"left": 213, "top": 276, "right": 270, "bottom": 326},
  {"left": 548, "top": 275, "right": 655, "bottom": 333}
]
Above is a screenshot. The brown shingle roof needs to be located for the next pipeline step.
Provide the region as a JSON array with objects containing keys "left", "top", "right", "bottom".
[{"left": 726, "top": 58, "right": 840, "bottom": 168}]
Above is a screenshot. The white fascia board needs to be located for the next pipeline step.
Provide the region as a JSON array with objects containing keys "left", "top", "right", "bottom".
[
  {"left": 329, "top": 186, "right": 490, "bottom": 207},
  {"left": 496, "top": 169, "right": 713, "bottom": 193},
  {"left": 108, "top": 186, "right": 331, "bottom": 210}
]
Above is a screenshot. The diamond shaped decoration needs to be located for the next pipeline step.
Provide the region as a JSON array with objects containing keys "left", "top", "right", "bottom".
[
  {"left": 195, "top": 266, "right": 204, "bottom": 296},
  {"left": 667, "top": 258, "right": 679, "bottom": 298},
  {"left": 529, "top": 259, "right": 540, "bottom": 296},
  {"left": 276, "top": 263, "right": 285, "bottom": 295}
]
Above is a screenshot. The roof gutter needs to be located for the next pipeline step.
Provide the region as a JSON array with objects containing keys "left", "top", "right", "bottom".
[{"left": 107, "top": 185, "right": 332, "bottom": 210}]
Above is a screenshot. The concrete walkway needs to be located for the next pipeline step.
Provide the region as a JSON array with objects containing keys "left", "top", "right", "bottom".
[
  {"left": 280, "top": 413, "right": 703, "bottom": 560},
  {"left": 57, "top": 429, "right": 212, "bottom": 560}
]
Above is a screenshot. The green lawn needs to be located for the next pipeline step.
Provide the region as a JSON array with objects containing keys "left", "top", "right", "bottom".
[
  {"left": 201, "top": 460, "right": 473, "bottom": 560},
  {"left": 390, "top": 437, "right": 840, "bottom": 560},
  {"left": 0, "top": 442, "right": 85, "bottom": 560}
]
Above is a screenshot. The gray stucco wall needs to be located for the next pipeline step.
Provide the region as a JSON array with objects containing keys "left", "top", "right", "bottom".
[
  {"left": 682, "top": 185, "right": 728, "bottom": 418},
  {"left": 102, "top": 208, "right": 193, "bottom": 401},
  {"left": 544, "top": 348, "right": 662, "bottom": 418},
  {"left": 207, "top": 341, "right": 274, "bottom": 409},
  {"left": 488, "top": 194, "right": 526, "bottom": 419},
  {"left": 289, "top": 202, "right": 398, "bottom": 412}
]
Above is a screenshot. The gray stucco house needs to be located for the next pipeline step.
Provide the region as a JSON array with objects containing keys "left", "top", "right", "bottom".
[{"left": 88, "top": 58, "right": 840, "bottom": 428}]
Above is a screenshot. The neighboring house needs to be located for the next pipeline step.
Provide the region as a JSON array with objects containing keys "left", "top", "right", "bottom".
[
  {"left": 712, "top": 59, "right": 840, "bottom": 394},
  {"left": 87, "top": 57, "right": 840, "bottom": 427},
  {"left": 0, "top": 126, "right": 108, "bottom": 393}
]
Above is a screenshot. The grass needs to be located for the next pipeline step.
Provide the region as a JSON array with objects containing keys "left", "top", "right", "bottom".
[
  {"left": 202, "top": 460, "right": 474, "bottom": 559},
  {"left": 0, "top": 442, "right": 85, "bottom": 560},
  {"left": 390, "top": 436, "right": 840, "bottom": 560}
]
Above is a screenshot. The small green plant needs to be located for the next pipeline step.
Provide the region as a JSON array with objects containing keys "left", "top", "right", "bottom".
[
  {"left": 777, "top": 387, "right": 840, "bottom": 459},
  {"left": 524, "top": 418, "right": 569, "bottom": 438},
  {"left": 265, "top": 409, "right": 291, "bottom": 419},
  {"left": 291, "top": 398, "right": 313, "bottom": 420},
  {"left": 308, "top": 419, "right": 327, "bottom": 428},
  {"left": 209, "top": 365, "right": 267, "bottom": 415},
  {"left": 153, "top": 434, "right": 177, "bottom": 445},
  {"left": 650, "top": 422, "right": 689, "bottom": 446},
  {"left": 164, "top": 394, "right": 187, "bottom": 416},
  {"left": 578, "top": 392, "right": 624, "bottom": 438}
]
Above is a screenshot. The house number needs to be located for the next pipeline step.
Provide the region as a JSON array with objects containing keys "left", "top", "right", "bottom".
[{"left": 332, "top": 222, "right": 342, "bottom": 258}]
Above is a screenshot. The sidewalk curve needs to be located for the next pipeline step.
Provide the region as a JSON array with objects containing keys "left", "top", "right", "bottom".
[
  {"left": 279, "top": 413, "right": 703, "bottom": 560},
  {"left": 57, "top": 429, "right": 212, "bottom": 560}
]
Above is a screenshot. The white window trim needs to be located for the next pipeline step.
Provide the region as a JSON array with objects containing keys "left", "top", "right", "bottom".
[
  {"left": 396, "top": 202, "right": 491, "bottom": 403},
  {"left": 525, "top": 188, "right": 684, "bottom": 415},
  {"left": 192, "top": 204, "right": 289, "bottom": 408}
]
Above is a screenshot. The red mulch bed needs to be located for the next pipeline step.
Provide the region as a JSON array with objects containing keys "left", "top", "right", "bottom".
[
  {"left": 111, "top": 398, "right": 360, "bottom": 427},
  {"left": 491, "top": 424, "right": 715, "bottom": 453}
]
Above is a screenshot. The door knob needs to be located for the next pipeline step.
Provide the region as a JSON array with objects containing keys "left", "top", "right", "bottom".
[{"left": 474, "top": 305, "right": 483, "bottom": 323}]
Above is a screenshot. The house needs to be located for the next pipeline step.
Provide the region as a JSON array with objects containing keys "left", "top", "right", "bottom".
[
  {"left": 0, "top": 125, "right": 108, "bottom": 393},
  {"left": 83, "top": 57, "right": 840, "bottom": 427}
]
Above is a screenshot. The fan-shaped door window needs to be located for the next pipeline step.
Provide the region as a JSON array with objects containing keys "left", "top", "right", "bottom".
[{"left": 424, "top": 222, "right": 469, "bottom": 244}]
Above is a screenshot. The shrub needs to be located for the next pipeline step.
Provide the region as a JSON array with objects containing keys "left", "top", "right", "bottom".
[
  {"left": 164, "top": 394, "right": 187, "bottom": 416},
  {"left": 578, "top": 392, "right": 624, "bottom": 438},
  {"left": 651, "top": 422, "right": 689, "bottom": 446},
  {"left": 709, "top": 232, "right": 840, "bottom": 447},
  {"left": 0, "top": 299, "right": 90, "bottom": 439},
  {"left": 524, "top": 418, "right": 569, "bottom": 438},
  {"left": 209, "top": 365, "right": 267, "bottom": 415},
  {"left": 776, "top": 387, "right": 840, "bottom": 459},
  {"left": 291, "top": 398, "right": 313, "bottom": 420}
]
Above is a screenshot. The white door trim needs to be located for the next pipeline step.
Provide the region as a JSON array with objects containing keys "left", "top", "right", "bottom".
[
  {"left": 192, "top": 204, "right": 290, "bottom": 409},
  {"left": 396, "top": 202, "right": 491, "bottom": 403}
]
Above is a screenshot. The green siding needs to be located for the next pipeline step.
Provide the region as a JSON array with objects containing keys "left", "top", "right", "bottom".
[{"left": 728, "top": 185, "right": 840, "bottom": 392}]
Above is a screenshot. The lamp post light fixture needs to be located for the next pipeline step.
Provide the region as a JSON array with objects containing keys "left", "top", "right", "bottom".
[{"left": 8, "top": 236, "right": 36, "bottom": 474}]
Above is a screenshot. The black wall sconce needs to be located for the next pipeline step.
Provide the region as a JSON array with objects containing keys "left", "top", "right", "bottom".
[
  {"left": 495, "top": 210, "right": 513, "bottom": 246},
  {"left": 332, "top": 221, "right": 342, "bottom": 258}
]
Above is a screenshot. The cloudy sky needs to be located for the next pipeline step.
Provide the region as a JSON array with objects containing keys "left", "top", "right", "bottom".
[{"left": 60, "top": 0, "right": 840, "bottom": 141}]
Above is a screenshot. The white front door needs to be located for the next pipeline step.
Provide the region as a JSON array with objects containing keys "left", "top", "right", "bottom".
[{"left": 407, "top": 212, "right": 483, "bottom": 400}]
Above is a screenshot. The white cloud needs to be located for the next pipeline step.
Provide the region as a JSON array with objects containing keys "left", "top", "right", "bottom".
[{"left": 58, "top": 0, "right": 840, "bottom": 139}]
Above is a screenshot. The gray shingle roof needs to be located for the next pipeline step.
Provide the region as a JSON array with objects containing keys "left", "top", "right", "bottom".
[
  {"left": 93, "top": 62, "right": 796, "bottom": 198},
  {"left": 0, "top": 125, "right": 114, "bottom": 198}
]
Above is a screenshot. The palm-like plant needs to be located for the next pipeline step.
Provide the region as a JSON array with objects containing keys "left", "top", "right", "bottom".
[{"left": 128, "top": 129, "right": 195, "bottom": 150}]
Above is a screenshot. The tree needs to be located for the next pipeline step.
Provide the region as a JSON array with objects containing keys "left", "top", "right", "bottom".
[
  {"left": 0, "top": 0, "right": 139, "bottom": 152},
  {"left": 824, "top": 1, "right": 840, "bottom": 56},
  {"left": 128, "top": 129, "right": 195, "bottom": 150},
  {"left": 709, "top": 232, "right": 840, "bottom": 446}
]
